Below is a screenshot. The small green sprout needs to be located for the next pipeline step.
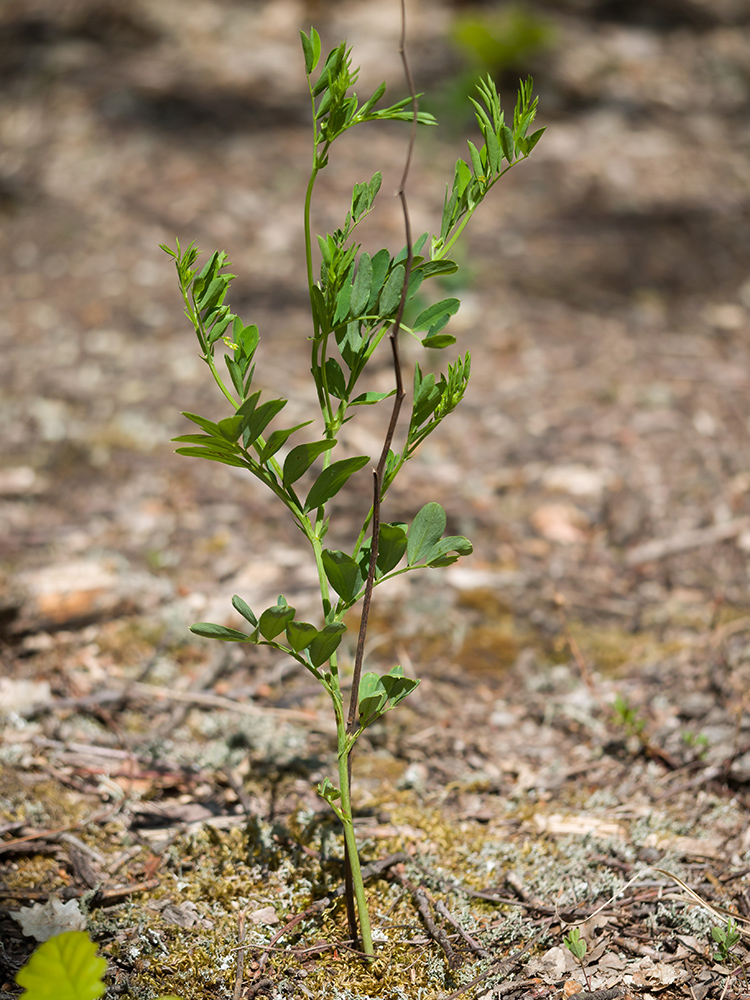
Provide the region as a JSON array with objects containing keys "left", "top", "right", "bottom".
[
  {"left": 563, "top": 927, "right": 591, "bottom": 990},
  {"left": 612, "top": 692, "right": 646, "bottom": 737},
  {"left": 712, "top": 917, "right": 742, "bottom": 964},
  {"left": 681, "top": 729, "right": 709, "bottom": 758}
]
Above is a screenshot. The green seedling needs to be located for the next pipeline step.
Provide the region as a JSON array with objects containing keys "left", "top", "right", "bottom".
[
  {"left": 563, "top": 927, "right": 591, "bottom": 990},
  {"left": 15, "top": 930, "right": 180, "bottom": 1000},
  {"left": 712, "top": 916, "right": 742, "bottom": 964},
  {"left": 162, "top": 22, "right": 542, "bottom": 960},
  {"left": 681, "top": 728, "right": 709, "bottom": 759},
  {"left": 612, "top": 693, "right": 646, "bottom": 738}
]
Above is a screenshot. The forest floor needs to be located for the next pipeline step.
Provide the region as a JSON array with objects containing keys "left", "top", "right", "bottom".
[{"left": 1, "top": 0, "right": 750, "bottom": 998}]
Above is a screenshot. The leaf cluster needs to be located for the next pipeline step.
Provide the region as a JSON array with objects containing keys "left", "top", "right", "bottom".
[
  {"left": 433, "top": 74, "right": 544, "bottom": 259},
  {"left": 191, "top": 501, "right": 470, "bottom": 691},
  {"left": 712, "top": 917, "right": 741, "bottom": 964},
  {"left": 300, "top": 28, "right": 435, "bottom": 165}
]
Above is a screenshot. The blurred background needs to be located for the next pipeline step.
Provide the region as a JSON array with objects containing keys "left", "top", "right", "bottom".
[{"left": 1, "top": 0, "right": 750, "bottom": 709}]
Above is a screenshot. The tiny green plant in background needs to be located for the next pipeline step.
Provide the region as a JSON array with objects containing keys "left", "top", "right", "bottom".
[
  {"left": 612, "top": 692, "right": 646, "bottom": 738},
  {"left": 563, "top": 927, "right": 591, "bottom": 990},
  {"left": 162, "top": 19, "right": 542, "bottom": 960},
  {"left": 14, "top": 931, "right": 179, "bottom": 1000},
  {"left": 430, "top": 3, "right": 554, "bottom": 130}
]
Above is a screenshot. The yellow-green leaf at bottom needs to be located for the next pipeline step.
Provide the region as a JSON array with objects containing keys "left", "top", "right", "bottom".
[{"left": 16, "top": 931, "right": 107, "bottom": 1000}]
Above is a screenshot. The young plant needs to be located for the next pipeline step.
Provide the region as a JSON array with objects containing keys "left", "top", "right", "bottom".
[
  {"left": 161, "top": 20, "right": 543, "bottom": 960},
  {"left": 563, "top": 927, "right": 591, "bottom": 991},
  {"left": 712, "top": 916, "right": 742, "bottom": 964}
]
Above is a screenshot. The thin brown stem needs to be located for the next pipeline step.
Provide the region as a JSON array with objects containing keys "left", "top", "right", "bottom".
[
  {"left": 341, "top": 0, "right": 418, "bottom": 950},
  {"left": 346, "top": 0, "right": 416, "bottom": 738}
]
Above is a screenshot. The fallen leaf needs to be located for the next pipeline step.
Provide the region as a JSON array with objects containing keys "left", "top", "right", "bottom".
[{"left": 13, "top": 896, "right": 87, "bottom": 941}]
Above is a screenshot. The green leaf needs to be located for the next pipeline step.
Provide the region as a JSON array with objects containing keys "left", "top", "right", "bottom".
[
  {"left": 350, "top": 252, "right": 373, "bottom": 316},
  {"left": 412, "top": 297, "right": 460, "bottom": 332},
  {"left": 198, "top": 275, "right": 232, "bottom": 317},
  {"left": 258, "top": 601, "right": 296, "bottom": 640},
  {"left": 381, "top": 664, "right": 420, "bottom": 709},
  {"left": 317, "top": 776, "right": 341, "bottom": 805},
  {"left": 172, "top": 434, "right": 239, "bottom": 453},
  {"left": 207, "top": 311, "right": 234, "bottom": 346},
  {"left": 231, "top": 595, "right": 257, "bottom": 627},
  {"left": 467, "top": 139, "right": 484, "bottom": 179},
  {"left": 304, "top": 455, "right": 369, "bottom": 512},
  {"left": 377, "top": 522, "right": 408, "bottom": 574},
  {"left": 422, "top": 332, "right": 457, "bottom": 350},
  {"left": 243, "top": 398, "right": 287, "bottom": 448},
  {"left": 257, "top": 420, "right": 313, "bottom": 463},
  {"left": 358, "top": 672, "right": 388, "bottom": 723},
  {"left": 322, "top": 550, "right": 364, "bottom": 604},
  {"left": 407, "top": 502, "right": 446, "bottom": 565},
  {"left": 419, "top": 259, "right": 459, "bottom": 279},
  {"left": 174, "top": 447, "right": 247, "bottom": 468},
  {"left": 356, "top": 81, "right": 386, "bottom": 119},
  {"left": 324, "top": 357, "right": 347, "bottom": 399},
  {"left": 367, "top": 248, "right": 390, "bottom": 311},
  {"left": 181, "top": 412, "right": 222, "bottom": 437},
  {"left": 424, "top": 534, "right": 473, "bottom": 566},
  {"left": 225, "top": 354, "right": 244, "bottom": 396},
  {"left": 500, "top": 124, "right": 514, "bottom": 162},
  {"left": 455, "top": 158, "right": 472, "bottom": 197},
  {"left": 234, "top": 320, "right": 259, "bottom": 358},
  {"left": 350, "top": 390, "right": 395, "bottom": 406},
  {"left": 308, "top": 622, "right": 346, "bottom": 668},
  {"left": 379, "top": 264, "right": 405, "bottom": 315},
  {"left": 285, "top": 620, "right": 319, "bottom": 652},
  {"left": 300, "top": 29, "right": 314, "bottom": 75},
  {"left": 218, "top": 415, "right": 244, "bottom": 441},
  {"left": 16, "top": 931, "right": 107, "bottom": 1000},
  {"left": 283, "top": 439, "right": 336, "bottom": 489},
  {"left": 333, "top": 276, "right": 353, "bottom": 326},
  {"left": 190, "top": 622, "right": 254, "bottom": 642}
]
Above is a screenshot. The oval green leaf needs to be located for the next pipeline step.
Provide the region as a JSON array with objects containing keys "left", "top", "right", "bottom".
[
  {"left": 231, "top": 595, "right": 257, "bottom": 627},
  {"left": 304, "top": 455, "right": 370, "bottom": 513},
  {"left": 258, "top": 604, "right": 296, "bottom": 640},
  {"left": 285, "top": 620, "right": 319, "bottom": 652},
  {"left": 407, "top": 502, "right": 446, "bottom": 565},
  {"left": 308, "top": 622, "right": 346, "bottom": 668},
  {"left": 283, "top": 440, "right": 335, "bottom": 489},
  {"left": 190, "top": 622, "right": 254, "bottom": 642}
]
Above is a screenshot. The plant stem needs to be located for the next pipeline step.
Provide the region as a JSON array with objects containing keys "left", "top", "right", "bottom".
[{"left": 337, "top": 735, "right": 374, "bottom": 957}]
